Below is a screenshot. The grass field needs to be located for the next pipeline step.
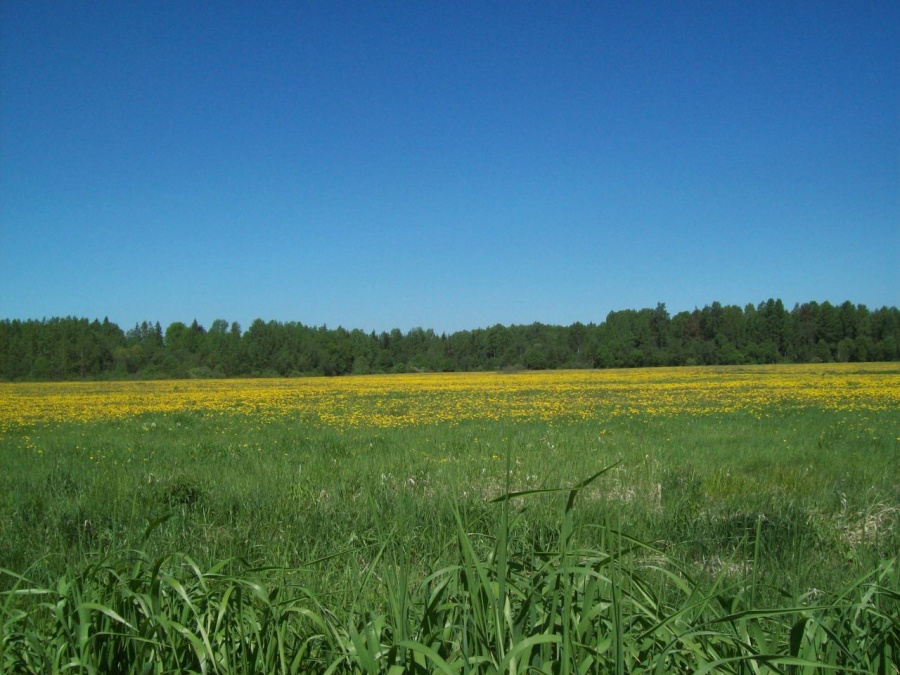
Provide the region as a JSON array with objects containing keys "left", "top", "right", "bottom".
[{"left": 1, "top": 364, "right": 898, "bottom": 672}]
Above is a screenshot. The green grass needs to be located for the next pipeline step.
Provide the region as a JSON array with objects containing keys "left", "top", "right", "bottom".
[{"left": 1, "top": 406, "right": 898, "bottom": 672}]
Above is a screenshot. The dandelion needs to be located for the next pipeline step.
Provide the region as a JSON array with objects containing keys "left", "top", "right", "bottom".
[{"left": 0, "top": 364, "right": 897, "bottom": 431}]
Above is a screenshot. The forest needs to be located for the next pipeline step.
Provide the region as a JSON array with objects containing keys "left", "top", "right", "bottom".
[{"left": 0, "top": 299, "right": 897, "bottom": 381}]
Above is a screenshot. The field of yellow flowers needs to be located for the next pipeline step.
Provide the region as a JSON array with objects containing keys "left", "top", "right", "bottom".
[
  {"left": 1, "top": 362, "right": 898, "bottom": 674},
  {"left": 2, "top": 363, "right": 898, "bottom": 432}
]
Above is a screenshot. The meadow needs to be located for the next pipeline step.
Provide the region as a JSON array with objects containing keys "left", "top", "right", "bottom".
[{"left": 1, "top": 364, "right": 898, "bottom": 673}]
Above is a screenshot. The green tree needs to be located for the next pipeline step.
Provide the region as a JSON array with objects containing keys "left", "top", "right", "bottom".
[
  {"left": 524, "top": 344, "right": 548, "bottom": 370},
  {"left": 243, "top": 319, "right": 280, "bottom": 375}
]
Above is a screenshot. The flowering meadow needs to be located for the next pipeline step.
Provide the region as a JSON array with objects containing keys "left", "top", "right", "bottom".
[
  {"left": 3, "top": 363, "right": 897, "bottom": 432},
  {"left": 1, "top": 364, "right": 898, "bottom": 672}
]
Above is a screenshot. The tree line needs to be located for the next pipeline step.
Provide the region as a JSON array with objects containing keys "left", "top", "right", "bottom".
[{"left": 0, "top": 299, "right": 897, "bottom": 381}]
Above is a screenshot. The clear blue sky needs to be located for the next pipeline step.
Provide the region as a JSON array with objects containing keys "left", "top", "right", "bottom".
[{"left": 2, "top": 1, "right": 897, "bottom": 334}]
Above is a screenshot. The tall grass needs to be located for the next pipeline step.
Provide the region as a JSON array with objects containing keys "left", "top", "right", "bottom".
[
  {"left": 1, "top": 399, "right": 897, "bottom": 671},
  {"left": 3, "top": 466, "right": 897, "bottom": 673}
]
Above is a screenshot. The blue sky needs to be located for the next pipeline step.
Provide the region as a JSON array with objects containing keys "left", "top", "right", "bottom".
[{"left": 2, "top": 2, "right": 897, "bottom": 334}]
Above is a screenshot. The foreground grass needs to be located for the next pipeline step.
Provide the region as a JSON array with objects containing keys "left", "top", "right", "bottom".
[
  {"left": 1, "top": 365, "right": 898, "bottom": 671},
  {"left": 2, "top": 471, "right": 898, "bottom": 673}
]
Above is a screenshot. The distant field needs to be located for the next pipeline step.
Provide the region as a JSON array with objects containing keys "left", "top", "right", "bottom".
[
  {"left": 1, "top": 364, "right": 898, "bottom": 672},
  {"left": 3, "top": 363, "right": 898, "bottom": 430}
]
